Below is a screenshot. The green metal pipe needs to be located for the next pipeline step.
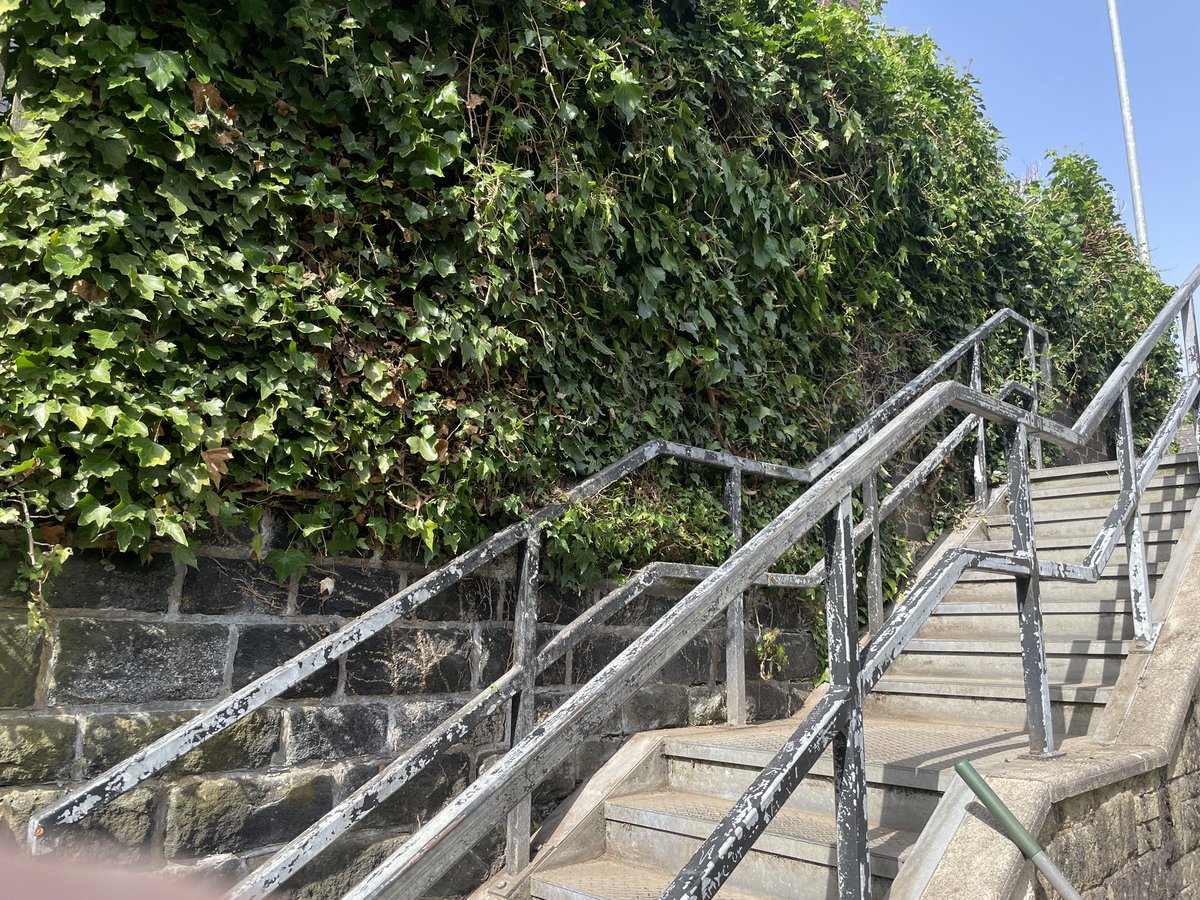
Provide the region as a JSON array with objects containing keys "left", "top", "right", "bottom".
[{"left": 954, "top": 760, "right": 1083, "bottom": 900}]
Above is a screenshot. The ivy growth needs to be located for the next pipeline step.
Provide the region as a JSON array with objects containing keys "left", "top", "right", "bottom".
[{"left": 0, "top": 0, "right": 1177, "bottom": 587}]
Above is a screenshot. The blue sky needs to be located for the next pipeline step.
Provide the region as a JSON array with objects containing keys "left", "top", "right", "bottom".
[{"left": 879, "top": 0, "right": 1199, "bottom": 286}]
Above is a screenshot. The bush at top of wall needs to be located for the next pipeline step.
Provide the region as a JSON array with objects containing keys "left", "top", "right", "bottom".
[{"left": 0, "top": 0, "right": 1175, "bottom": 603}]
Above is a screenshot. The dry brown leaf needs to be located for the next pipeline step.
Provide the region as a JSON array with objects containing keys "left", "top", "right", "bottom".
[
  {"left": 200, "top": 447, "right": 234, "bottom": 486},
  {"left": 71, "top": 279, "right": 108, "bottom": 302},
  {"left": 318, "top": 576, "right": 336, "bottom": 595},
  {"left": 274, "top": 99, "right": 297, "bottom": 116},
  {"left": 214, "top": 129, "right": 244, "bottom": 146},
  {"left": 187, "top": 78, "right": 228, "bottom": 114},
  {"left": 466, "top": 93, "right": 485, "bottom": 111}
]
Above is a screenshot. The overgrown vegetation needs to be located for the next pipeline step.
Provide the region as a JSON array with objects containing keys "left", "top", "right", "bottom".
[{"left": 0, "top": 0, "right": 1176, "bottom": 609}]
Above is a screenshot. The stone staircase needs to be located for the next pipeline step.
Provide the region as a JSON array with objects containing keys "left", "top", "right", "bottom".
[{"left": 504, "top": 454, "right": 1200, "bottom": 899}]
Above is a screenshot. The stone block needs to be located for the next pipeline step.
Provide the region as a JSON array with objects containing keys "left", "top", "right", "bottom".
[
  {"left": 232, "top": 623, "right": 337, "bottom": 698},
  {"left": 537, "top": 582, "right": 594, "bottom": 626},
  {"left": 571, "top": 631, "right": 634, "bottom": 684},
  {"left": 296, "top": 563, "right": 402, "bottom": 616},
  {"left": 687, "top": 685, "right": 727, "bottom": 726},
  {"left": 392, "top": 697, "right": 504, "bottom": 751},
  {"left": 164, "top": 770, "right": 335, "bottom": 858},
  {"left": 746, "top": 678, "right": 792, "bottom": 722},
  {"left": 477, "top": 624, "right": 565, "bottom": 687},
  {"left": 620, "top": 684, "right": 688, "bottom": 733},
  {"left": 349, "top": 750, "right": 469, "bottom": 829},
  {"left": 0, "top": 785, "right": 156, "bottom": 860},
  {"left": 416, "top": 575, "right": 509, "bottom": 622},
  {"left": 49, "top": 619, "right": 228, "bottom": 705},
  {"left": 285, "top": 705, "right": 388, "bottom": 764},
  {"left": 0, "top": 715, "right": 76, "bottom": 785},
  {"left": 81, "top": 709, "right": 280, "bottom": 778},
  {"left": 0, "top": 619, "right": 42, "bottom": 708},
  {"left": 479, "top": 625, "right": 512, "bottom": 686},
  {"left": 45, "top": 549, "right": 174, "bottom": 612},
  {"left": 180, "top": 557, "right": 289, "bottom": 614},
  {"left": 345, "top": 624, "right": 472, "bottom": 695},
  {"left": 660, "top": 634, "right": 714, "bottom": 685}
]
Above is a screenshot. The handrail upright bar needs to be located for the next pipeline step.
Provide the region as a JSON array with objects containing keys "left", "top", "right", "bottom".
[
  {"left": 1026, "top": 325, "right": 1044, "bottom": 469},
  {"left": 826, "top": 495, "right": 869, "bottom": 899},
  {"left": 1116, "top": 388, "right": 1157, "bottom": 648},
  {"left": 971, "top": 340, "right": 988, "bottom": 507},
  {"left": 1181, "top": 293, "right": 1200, "bottom": 453},
  {"left": 723, "top": 468, "right": 748, "bottom": 726},
  {"left": 863, "top": 471, "right": 884, "bottom": 636},
  {"left": 505, "top": 531, "right": 541, "bottom": 875},
  {"left": 1006, "top": 420, "right": 1057, "bottom": 757}
]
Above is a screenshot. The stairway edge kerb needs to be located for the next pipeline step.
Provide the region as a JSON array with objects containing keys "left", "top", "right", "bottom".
[{"left": 892, "top": 476, "right": 1200, "bottom": 900}]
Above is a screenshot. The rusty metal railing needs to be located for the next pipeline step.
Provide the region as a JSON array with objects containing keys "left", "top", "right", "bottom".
[{"left": 27, "top": 306, "right": 1051, "bottom": 897}]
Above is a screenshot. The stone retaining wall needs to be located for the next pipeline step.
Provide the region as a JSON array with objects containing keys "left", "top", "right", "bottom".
[
  {"left": 1018, "top": 696, "right": 1200, "bottom": 899},
  {"left": 0, "top": 526, "right": 820, "bottom": 897}
]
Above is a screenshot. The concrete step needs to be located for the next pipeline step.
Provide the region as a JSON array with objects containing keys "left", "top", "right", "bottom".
[
  {"left": 1028, "top": 470, "right": 1200, "bottom": 499},
  {"left": 603, "top": 789, "right": 914, "bottom": 892},
  {"left": 665, "top": 750, "right": 940, "bottom": 833},
  {"left": 1026, "top": 454, "right": 1195, "bottom": 483},
  {"left": 887, "top": 638, "right": 1128, "bottom": 683},
  {"left": 866, "top": 677, "right": 1110, "bottom": 734},
  {"left": 985, "top": 499, "right": 1195, "bottom": 529},
  {"left": 944, "top": 576, "right": 1156, "bottom": 604},
  {"left": 918, "top": 606, "right": 1133, "bottom": 641},
  {"left": 531, "top": 855, "right": 767, "bottom": 900},
  {"left": 980, "top": 510, "right": 1189, "bottom": 543},
  {"left": 1028, "top": 486, "right": 1198, "bottom": 515}
]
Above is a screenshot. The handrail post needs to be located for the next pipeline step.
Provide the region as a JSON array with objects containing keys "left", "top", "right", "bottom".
[
  {"left": 1181, "top": 293, "right": 1200, "bottom": 452},
  {"left": 863, "top": 471, "right": 884, "bottom": 635},
  {"left": 1006, "top": 422, "right": 1058, "bottom": 757},
  {"left": 971, "top": 341, "right": 989, "bottom": 507},
  {"left": 1117, "top": 387, "right": 1157, "bottom": 648},
  {"left": 724, "top": 467, "right": 748, "bottom": 726},
  {"left": 825, "top": 494, "right": 869, "bottom": 899},
  {"left": 1025, "top": 326, "right": 1044, "bottom": 469},
  {"left": 505, "top": 530, "right": 541, "bottom": 875}
]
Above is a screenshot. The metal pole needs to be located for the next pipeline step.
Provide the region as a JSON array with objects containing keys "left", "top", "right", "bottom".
[
  {"left": 1006, "top": 422, "right": 1058, "bottom": 758},
  {"left": 825, "top": 495, "right": 869, "bottom": 900},
  {"left": 954, "top": 761, "right": 1083, "bottom": 900},
  {"left": 972, "top": 341, "right": 989, "bottom": 507},
  {"left": 1116, "top": 388, "right": 1157, "bottom": 648},
  {"left": 724, "top": 467, "right": 748, "bottom": 726},
  {"left": 1106, "top": 0, "right": 1151, "bottom": 264},
  {"left": 505, "top": 531, "right": 540, "bottom": 875}
]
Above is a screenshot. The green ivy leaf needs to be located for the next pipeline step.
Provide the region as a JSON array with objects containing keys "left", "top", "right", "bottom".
[
  {"left": 134, "top": 50, "right": 186, "bottom": 91},
  {"left": 130, "top": 438, "right": 172, "bottom": 466}
]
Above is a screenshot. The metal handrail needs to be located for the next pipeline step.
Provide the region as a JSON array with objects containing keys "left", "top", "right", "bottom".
[
  {"left": 662, "top": 263, "right": 1200, "bottom": 900},
  {"left": 228, "top": 377, "right": 1038, "bottom": 900},
  {"left": 336, "top": 267, "right": 1200, "bottom": 900},
  {"left": 28, "top": 306, "right": 1044, "bottom": 865}
]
